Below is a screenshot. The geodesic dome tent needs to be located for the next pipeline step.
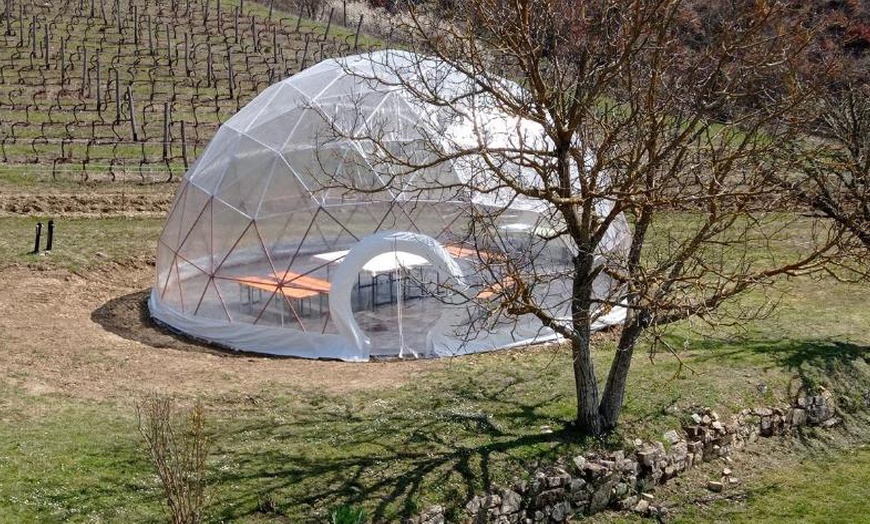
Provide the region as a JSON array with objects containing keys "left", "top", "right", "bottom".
[{"left": 149, "top": 50, "right": 630, "bottom": 361}]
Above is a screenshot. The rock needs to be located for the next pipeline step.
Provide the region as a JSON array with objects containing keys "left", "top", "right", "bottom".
[
  {"left": 417, "top": 505, "right": 445, "bottom": 524},
  {"left": 588, "top": 477, "right": 619, "bottom": 513},
  {"left": 621, "top": 458, "right": 639, "bottom": 475},
  {"left": 722, "top": 467, "right": 732, "bottom": 476},
  {"left": 613, "top": 482, "right": 629, "bottom": 499},
  {"left": 691, "top": 413, "right": 703, "bottom": 424},
  {"left": 821, "top": 417, "right": 840, "bottom": 428},
  {"left": 707, "top": 481, "right": 724, "bottom": 492},
  {"left": 702, "top": 414, "right": 712, "bottom": 425},
  {"left": 533, "top": 488, "right": 563, "bottom": 508},
  {"left": 729, "top": 477, "right": 742, "bottom": 485},
  {"left": 583, "top": 462, "right": 608, "bottom": 479},
  {"left": 642, "top": 492, "right": 655, "bottom": 501},
  {"left": 664, "top": 429, "right": 682, "bottom": 445},
  {"left": 709, "top": 411, "right": 720, "bottom": 421},
  {"left": 760, "top": 416, "right": 773, "bottom": 437},
  {"left": 754, "top": 407, "right": 772, "bottom": 417},
  {"left": 545, "top": 467, "right": 571, "bottom": 488},
  {"left": 550, "top": 501, "right": 572, "bottom": 522},
  {"left": 618, "top": 495, "right": 638, "bottom": 510},
  {"left": 500, "top": 489, "right": 523, "bottom": 515},
  {"left": 572, "top": 455, "right": 586, "bottom": 471},
  {"left": 466, "top": 496, "right": 482, "bottom": 515},
  {"left": 634, "top": 499, "right": 650, "bottom": 514},
  {"left": 568, "top": 478, "right": 587, "bottom": 494},
  {"left": 789, "top": 408, "right": 807, "bottom": 426}
]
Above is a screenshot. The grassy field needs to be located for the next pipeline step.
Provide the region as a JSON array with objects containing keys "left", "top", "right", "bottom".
[
  {"left": 0, "top": 208, "right": 868, "bottom": 522},
  {"left": 1, "top": 1, "right": 869, "bottom": 522}
]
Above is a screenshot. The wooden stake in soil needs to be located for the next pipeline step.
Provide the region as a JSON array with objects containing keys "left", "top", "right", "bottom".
[
  {"left": 165, "top": 24, "right": 171, "bottom": 66},
  {"left": 233, "top": 6, "right": 239, "bottom": 44},
  {"left": 30, "top": 15, "right": 36, "bottom": 57},
  {"left": 147, "top": 14, "right": 153, "bottom": 56},
  {"left": 250, "top": 15, "right": 257, "bottom": 52},
  {"left": 114, "top": 68, "right": 121, "bottom": 122},
  {"left": 162, "top": 102, "right": 170, "bottom": 160},
  {"left": 323, "top": 7, "right": 333, "bottom": 40},
  {"left": 183, "top": 32, "right": 189, "bottom": 76},
  {"left": 59, "top": 38, "right": 65, "bottom": 86},
  {"left": 80, "top": 46, "right": 87, "bottom": 96},
  {"left": 132, "top": 5, "right": 138, "bottom": 48},
  {"left": 95, "top": 58, "right": 102, "bottom": 115},
  {"left": 227, "top": 49, "right": 235, "bottom": 100},
  {"left": 5, "top": 0, "right": 11, "bottom": 37},
  {"left": 180, "top": 119, "right": 188, "bottom": 169},
  {"left": 127, "top": 85, "right": 138, "bottom": 141},
  {"left": 43, "top": 24, "right": 49, "bottom": 69},
  {"left": 301, "top": 34, "right": 309, "bottom": 69},
  {"left": 207, "top": 46, "right": 213, "bottom": 87},
  {"left": 295, "top": 2, "right": 302, "bottom": 32},
  {"left": 354, "top": 14, "right": 363, "bottom": 50}
]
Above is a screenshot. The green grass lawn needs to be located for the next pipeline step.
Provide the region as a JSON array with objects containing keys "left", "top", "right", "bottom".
[{"left": 0, "top": 210, "right": 868, "bottom": 521}]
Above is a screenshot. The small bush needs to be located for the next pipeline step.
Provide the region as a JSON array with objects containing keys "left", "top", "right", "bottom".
[{"left": 137, "top": 395, "right": 211, "bottom": 524}]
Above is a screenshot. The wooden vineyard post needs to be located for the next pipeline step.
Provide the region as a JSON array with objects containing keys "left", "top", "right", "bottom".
[
  {"left": 80, "top": 46, "right": 88, "bottom": 97},
  {"left": 354, "top": 15, "right": 363, "bottom": 50},
  {"left": 295, "top": 2, "right": 302, "bottom": 32},
  {"left": 59, "top": 37, "right": 65, "bottom": 86},
  {"left": 30, "top": 15, "right": 36, "bottom": 58},
  {"left": 165, "top": 25, "right": 171, "bottom": 67},
  {"left": 207, "top": 45, "right": 213, "bottom": 88},
  {"left": 227, "top": 49, "right": 235, "bottom": 100},
  {"left": 147, "top": 14, "right": 153, "bottom": 56},
  {"left": 251, "top": 15, "right": 257, "bottom": 53},
  {"left": 323, "top": 7, "right": 333, "bottom": 41},
  {"left": 301, "top": 33, "right": 309, "bottom": 69},
  {"left": 43, "top": 24, "right": 49, "bottom": 69},
  {"left": 127, "top": 84, "right": 138, "bottom": 141},
  {"left": 234, "top": 6, "right": 239, "bottom": 44},
  {"left": 114, "top": 68, "right": 121, "bottom": 122},
  {"left": 4, "top": 0, "right": 11, "bottom": 37},
  {"left": 183, "top": 32, "right": 189, "bottom": 76},
  {"left": 132, "top": 5, "right": 138, "bottom": 49},
  {"left": 162, "top": 102, "right": 170, "bottom": 161},
  {"left": 95, "top": 57, "right": 102, "bottom": 116},
  {"left": 180, "top": 119, "right": 188, "bottom": 171}
]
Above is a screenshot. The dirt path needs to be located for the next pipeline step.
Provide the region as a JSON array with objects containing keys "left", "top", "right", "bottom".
[{"left": 0, "top": 264, "right": 442, "bottom": 403}]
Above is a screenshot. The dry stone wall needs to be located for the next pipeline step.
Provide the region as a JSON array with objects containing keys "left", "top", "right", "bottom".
[{"left": 407, "top": 389, "right": 838, "bottom": 524}]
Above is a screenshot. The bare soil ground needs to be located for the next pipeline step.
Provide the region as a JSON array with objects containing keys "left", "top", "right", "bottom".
[
  {"left": 0, "top": 181, "right": 175, "bottom": 218},
  {"left": 0, "top": 262, "right": 442, "bottom": 404}
]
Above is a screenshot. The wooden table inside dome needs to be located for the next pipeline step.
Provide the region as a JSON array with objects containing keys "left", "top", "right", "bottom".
[
  {"left": 312, "top": 249, "right": 434, "bottom": 308},
  {"left": 230, "top": 272, "right": 331, "bottom": 324}
]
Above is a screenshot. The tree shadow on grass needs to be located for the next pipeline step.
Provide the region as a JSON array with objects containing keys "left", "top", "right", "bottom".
[
  {"left": 205, "top": 388, "right": 597, "bottom": 522},
  {"left": 689, "top": 337, "right": 870, "bottom": 387}
]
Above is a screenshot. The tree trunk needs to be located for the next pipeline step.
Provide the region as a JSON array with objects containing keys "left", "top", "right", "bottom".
[
  {"left": 570, "top": 250, "right": 602, "bottom": 436},
  {"left": 571, "top": 331, "right": 602, "bottom": 436},
  {"left": 599, "top": 311, "right": 647, "bottom": 430}
]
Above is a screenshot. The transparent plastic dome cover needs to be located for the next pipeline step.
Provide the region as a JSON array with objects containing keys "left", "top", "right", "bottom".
[{"left": 149, "top": 50, "right": 630, "bottom": 361}]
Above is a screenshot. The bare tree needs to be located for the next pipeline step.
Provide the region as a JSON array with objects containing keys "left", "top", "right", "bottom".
[
  {"left": 318, "top": 0, "right": 839, "bottom": 435},
  {"left": 782, "top": 82, "right": 870, "bottom": 257}
]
